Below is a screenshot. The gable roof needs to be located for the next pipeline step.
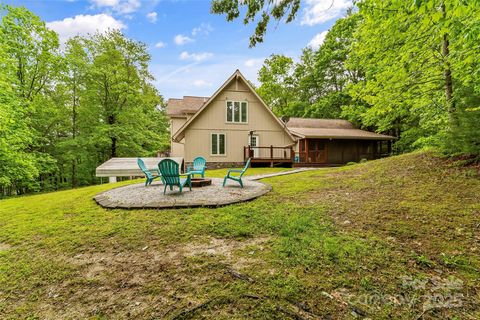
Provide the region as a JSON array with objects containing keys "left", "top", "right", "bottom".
[
  {"left": 171, "top": 69, "right": 295, "bottom": 142},
  {"left": 286, "top": 117, "right": 395, "bottom": 140},
  {"left": 166, "top": 96, "right": 209, "bottom": 117}
]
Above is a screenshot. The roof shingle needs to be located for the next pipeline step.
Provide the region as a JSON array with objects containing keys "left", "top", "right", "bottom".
[
  {"left": 166, "top": 96, "right": 209, "bottom": 117},
  {"left": 286, "top": 117, "right": 394, "bottom": 140}
]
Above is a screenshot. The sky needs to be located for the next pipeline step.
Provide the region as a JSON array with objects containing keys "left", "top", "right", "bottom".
[{"left": 2, "top": 0, "right": 352, "bottom": 99}]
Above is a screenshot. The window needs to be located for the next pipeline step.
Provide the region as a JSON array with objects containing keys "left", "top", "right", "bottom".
[
  {"left": 211, "top": 133, "right": 226, "bottom": 155},
  {"left": 226, "top": 101, "right": 248, "bottom": 123}
]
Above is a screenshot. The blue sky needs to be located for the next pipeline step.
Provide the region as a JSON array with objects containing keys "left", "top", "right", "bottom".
[{"left": 3, "top": 0, "right": 352, "bottom": 99}]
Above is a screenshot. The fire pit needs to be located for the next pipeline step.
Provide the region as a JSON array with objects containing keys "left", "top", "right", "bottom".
[{"left": 190, "top": 178, "right": 212, "bottom": 188}]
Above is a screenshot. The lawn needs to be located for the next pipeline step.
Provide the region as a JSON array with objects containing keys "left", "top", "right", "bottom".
[{"left": 0, "top": 153, "right": 479, "bottom": 319}]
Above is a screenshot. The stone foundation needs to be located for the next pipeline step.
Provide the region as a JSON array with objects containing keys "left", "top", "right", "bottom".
[{"left": 185, "top": 162, "right": 246, "bottom": 170}]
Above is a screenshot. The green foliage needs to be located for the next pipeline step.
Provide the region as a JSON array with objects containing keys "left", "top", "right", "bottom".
[
  {"left": 0, "top": 6, "right": 169, "bottom": 195},
  {"left": 346, "top": 0, "right": 479, "bottom": 155},
  {"left": 228, "top": 0, "right": 480, "bottom": 156},
  {"left": 0, "top": 5, "right": 59, "bottom": 193},
  {"left": 211, "top": 0, "right": 301, "bottom": 47},
  {"left": 256, "top": 54, "right": 297, "bottom": 116},
  {"left": 255, "top": 13, "right": 363, "bottom": 119}
]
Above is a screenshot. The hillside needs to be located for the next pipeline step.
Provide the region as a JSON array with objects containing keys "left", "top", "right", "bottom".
[{"left": 0, "top": 153, "right": 479, "bottom": 319}]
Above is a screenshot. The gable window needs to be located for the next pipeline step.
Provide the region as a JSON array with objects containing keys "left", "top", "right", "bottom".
[
  {"left": 226, "top": 101, "right": 248, "bottom": 123},
  {"left": 211, "top": 133, "right": 226, "bottom": 155}
]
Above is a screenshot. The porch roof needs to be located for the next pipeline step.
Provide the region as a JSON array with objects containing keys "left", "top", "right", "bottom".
[
  {"left": 288, "top": 127, "right": 395, "bottom": 140},
  {"left": 95, "top": 157, "right": 184, "bottom": 177}
]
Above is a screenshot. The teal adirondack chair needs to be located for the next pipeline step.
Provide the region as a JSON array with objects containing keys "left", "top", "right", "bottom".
[
  {"left": 223, "top": 158, "right": 251, "bottom": 188},
  {"left": 158, "top": 159, "right": 192, "bottom": 194},
  {"left": 186, "top": 156, "right": 207, "bottom": 178},
  {"left": 137, "top": 158, "right": 163, "bottom": 186}
]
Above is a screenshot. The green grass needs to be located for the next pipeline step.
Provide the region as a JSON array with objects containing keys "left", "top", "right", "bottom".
[{"left": 0, "top": 154, "right": 479, "bottom": 319}]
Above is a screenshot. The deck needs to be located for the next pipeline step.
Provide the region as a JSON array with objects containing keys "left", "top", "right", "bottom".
[{"left": 244, "top": 146, "right": 294, "bottom": 167}]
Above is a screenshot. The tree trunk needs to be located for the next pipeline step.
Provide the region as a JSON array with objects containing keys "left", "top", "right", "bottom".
[
  {"left": 71, "top": 160, "right": 77, "bottom": 188},
  {"left": 71, "top": 74, "right": 78, "bottom": 188},
  {"left": 111, "top": 137, "right": 117, "bottom": 158},
  {"left": 108, "top": 114, "right": 117, "bottom": 158},
  {"left": 441, "top": 3, "right": 455, "bottom": 118}
]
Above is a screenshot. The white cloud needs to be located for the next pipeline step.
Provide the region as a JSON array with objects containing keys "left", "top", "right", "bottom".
[
  {"left": 89, "top": 0, "right": 141, "bottom": 14},
  {"left": 244, "top": 58, "right": 264, "bottom": 68},
  {"left": 301, "top": 0, "right": 352, "bottom": 26},
  {"left": 91, "top": 0, "right": 118, "bottom": 5},
  {"left": 192, "top": 23, "right": 213, "bottom": 36},
  {"left": 179, "top": 51, "right": 213, "bottom": 62},
  {"left": 154, "top": 41, "right": 166, "bottom": 48},
  {"left": 146, "top": 11, "right": 158, "bottom": 23},
  {"left": 46, "top": 14, "right": 126, "bottom": 44},
  {"left": 174, "top": 34, "right": 194, "bottom": 45},
  {"left": 308, "top": 30, "right": 328, "bottom": 49},
  {"left": 193, "top": 79, "right": 212, "bottom": 88}
]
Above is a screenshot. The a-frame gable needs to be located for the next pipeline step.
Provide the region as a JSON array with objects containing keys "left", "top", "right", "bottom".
[{"left": 172, "top": 69, "right": 295, "bottom": 142}]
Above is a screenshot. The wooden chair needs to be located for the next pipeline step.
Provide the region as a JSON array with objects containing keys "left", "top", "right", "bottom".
[
  {"left": 186, "top": 156, "right": 207, "bottom": 178},
  {"left": 158, "top": 159, "right": 192, "bottom": 194},
  {"left": 223, "top": 158, "right": 251, "bottom": 188},
  {"left": 137, "top": 158, "right": 162, "bottom": 186}
]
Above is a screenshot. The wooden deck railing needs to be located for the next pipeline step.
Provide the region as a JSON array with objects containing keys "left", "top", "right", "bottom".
[{"left": 243, "top": 145, "right": 295, "bottom": 162}]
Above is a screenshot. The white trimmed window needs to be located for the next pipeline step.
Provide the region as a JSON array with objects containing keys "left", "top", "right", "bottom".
[
  {"left": 211, "top": 133, "right": 226, "bottom": 155},
  {"left": 226, "top": 101, "right": 248, "bottom": 123}
]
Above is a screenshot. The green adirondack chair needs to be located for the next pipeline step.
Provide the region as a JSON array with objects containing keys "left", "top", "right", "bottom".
[
  {"left": 186, "top": 156, "right": 207, "bottom": 178},
  {"left": 223, "top": 158, "right": 251, "bottom": 188},
  {"left": 137, "top": 158, "right": 163, "bottom": 186},
  {"left": 158, "top": 159, "right": 192, "bottom": 194}
]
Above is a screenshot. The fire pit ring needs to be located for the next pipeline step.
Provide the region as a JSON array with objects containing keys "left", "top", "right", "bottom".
[{"left": 190, "top": 178, "right": 212, "bottom": 188}]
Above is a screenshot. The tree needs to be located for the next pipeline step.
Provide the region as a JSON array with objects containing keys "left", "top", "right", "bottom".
[
  {"left": 255, "top": 13, "right": 363, "bottom": 119},
  {"left": 343, "top": 0, "right": 480, "bottom": 153},
  {"left": 53, "top": 37, "right": 89, "bottom": 188},
  {"left": 0, "top": 6, "right": 170, "bottom": 195},
  {"left": 257, "top": 54, "right": 298, "bottom": 115},
  {"left": 82, "top": 30, "right": 167, "bottom": 161},
  {"left": 211, "top": 0, "right": 301, "bottom": 47},
  {"left": 0, "top": 34, "right": 38, "bottom": 194},
  {"left": 233, "top": 0, "right": 480, "bottom": 155},
  {"left": 300, "top": 12, "right": 363, "bottom": 119},
  {"left": 0, "top": 5, "right": 60, "bottom": 194}
]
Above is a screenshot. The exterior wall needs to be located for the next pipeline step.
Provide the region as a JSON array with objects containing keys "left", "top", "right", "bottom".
[
  {"left": 183, "top": 77, "right": 294, "bottom": 163},
  {"left": 185, "top": 161, "right": 245, "bottom": 170},
  {"left": 170, "top": 117, "right": 186, "bottom": 157}
]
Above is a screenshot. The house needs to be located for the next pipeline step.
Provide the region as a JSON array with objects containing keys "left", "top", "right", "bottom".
[{"left": 167, "top": 70, "right": 394, "bottom": 167}]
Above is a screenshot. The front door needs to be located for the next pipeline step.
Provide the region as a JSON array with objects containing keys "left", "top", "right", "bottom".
[{"left": 249, "top": 135, "right": 260, "bottom": 158}]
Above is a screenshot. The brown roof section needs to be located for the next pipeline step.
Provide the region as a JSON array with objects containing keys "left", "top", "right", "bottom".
[
  {"left": 286, "top": 117, "right": 394, "bottom": 140},
  {"left": 166, "top": 96, "right": 209, "bottom": 117},
  {"left": 286, "top": 118, "right": 355, "bottom": 129}
]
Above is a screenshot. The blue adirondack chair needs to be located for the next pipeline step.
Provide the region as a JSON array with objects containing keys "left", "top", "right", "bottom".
[
  {"left": 137, "top": 158, "right": 163, "bottom": 186},
  {"left": 186, "top": 156, "right": 207, "bottom": 178},
  {"left": 158, "top": 159, "right": 192, "bottom": 194},
  {"left": 223, "top": 158, "right": 251, "bottom": 188}
]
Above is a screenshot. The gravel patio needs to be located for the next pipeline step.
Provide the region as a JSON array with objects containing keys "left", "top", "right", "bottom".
[{"left": 94, "top": 178, "right": 272, "bottom": 209}]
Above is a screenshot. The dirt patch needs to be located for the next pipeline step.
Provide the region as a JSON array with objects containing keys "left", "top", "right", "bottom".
[
  {"left": 0, "top": 242, "right": 12, "bottom": 251},
  {"left": 182, "top": 237, "right": 269, "bottom": 261},
  {"left": 37, "top": 236, "right": 271, "bottom": 319}
]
